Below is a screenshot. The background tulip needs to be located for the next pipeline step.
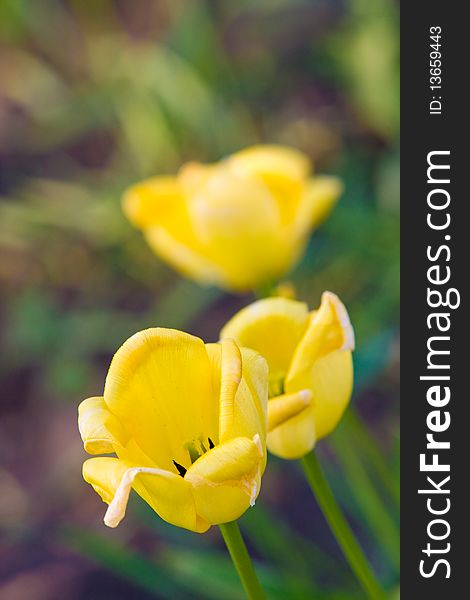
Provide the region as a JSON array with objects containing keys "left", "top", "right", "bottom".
[
  {"left": 78, "top": 328, "right": 269, "bottom": 532},
  {"left": 123, "top": 145, "right": 342, "bottom": 292},
  {"left": 221, "top": 291, "right": 354, "bottom": 459}
]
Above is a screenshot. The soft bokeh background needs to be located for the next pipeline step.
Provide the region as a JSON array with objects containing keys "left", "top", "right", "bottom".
[{"left": 0, "top": 1, "right": 399, "bottom": 598}]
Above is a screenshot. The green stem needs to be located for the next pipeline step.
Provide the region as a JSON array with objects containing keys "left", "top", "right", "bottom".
[
  {"left": 219, "top": 521, "right": 267, "bottom": 600},
  {"left": 301, "top": 451, "right": 386, "bottom": 600}
]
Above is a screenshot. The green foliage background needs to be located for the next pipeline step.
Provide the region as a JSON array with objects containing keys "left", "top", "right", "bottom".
[{"left": 0, "top": 1, "right": 399, "bottom": 598}]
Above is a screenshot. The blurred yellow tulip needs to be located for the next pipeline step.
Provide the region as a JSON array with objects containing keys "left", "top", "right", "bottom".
[
  {"left": 122, "top": 145, "right": 342, "bottom": 292},
  {"left": 78, "top": 328, "right": 270, "bottom": 532},
  {"left": 221, "top": 292, "right": 354, "bottom": 459}
]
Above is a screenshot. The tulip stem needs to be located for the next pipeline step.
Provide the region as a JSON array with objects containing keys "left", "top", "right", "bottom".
[
  {"left": 301, "top": 451, "right": 386, "bottom": 600},
  {"left": 219, "top": 521, "right": 266, "bottom": 600}
]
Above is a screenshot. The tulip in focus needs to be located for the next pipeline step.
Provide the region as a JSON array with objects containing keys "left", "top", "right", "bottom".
[
  {"left": 78, "top": 328, "right": 270, "bottom": 532},
  {"left": 122, "top": 145, "right": 342, "bottom": 292},
  {"left": 221, "top": 292, "right": 354, "bottom": 459}
]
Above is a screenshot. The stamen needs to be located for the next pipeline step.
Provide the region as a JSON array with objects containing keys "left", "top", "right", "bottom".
[
  {"left": 173, "top": 460, "right": 187, "bottom": 477},
  {"left": 183, "top": 436, "right": 215, "bottom": 468},
  {"left": 185, "top": 440, "right": 202, "bottom": 464},
  {"left": 269, "top": 375, "right": 285, "bottom": 398}
]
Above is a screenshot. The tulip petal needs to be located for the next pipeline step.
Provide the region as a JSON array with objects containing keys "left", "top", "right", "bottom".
[
  {"left": 187, "top": 167, "right": 285, "bottom": 290},
  {"left": 240, "top": 348, "right": 269, "bottom": 441},
  {"left": 206, "top": 343, "right": 268, "bottom": 447},
  {"left": 83, "top": 457, "right": 129, "bottom": 505},
  {"left": 228, "top": 145, "right": 311, "bottom": 226},
  {"left": 218, "top": 339, "right": 242, "bottom": 442},
  {"left": 228, "top": 145, "right": 310, "bottom": 182},
  {"left": 122, "top": 176, "right": 183, "bottom": 229},
  {"left": 221, "top": 298, "right": 309, "bottom": 386},
  {"left": 286, "top": 292, "right": 354, "bottom": 440},
  {"left": 267, "top": 390, "right": 312, "bottom": 432},
  {"left": 287, "top": 292, "right": 354, "bottom": 382},
  {"left": 303, "top": 351, "right": 353, "bottom": 440},
  {"left": 267, "top": 408, "right": 316, "bottom": 459},
  {"left": 134, "top": 470, "right": 209, "bottom": 534},
  {"left": 295, "top": 176, "right": 343, "bottom": 235},
  {"left": 78, "top": 396, "right": 129, "bottom": 454},
  {"left": 189, "top": 167, "right": 280, "bottom": 242},
  {"left": 123, "top": 173, "right": 227, "bottom": 286},
  {"left": 83, "top": 457, "right": 206, "bottom": 532},
  {"left": 178, "top": 161, "right": 217, "bottom": 196},
  {"left": 103, "top": 466, "right": 169, "bottom": 528},
  {"left": 104, "top": 328, "right": 217, "bottom": 472},
  {"left": 185, "top": 436, "right": 263, "bottom": 524},
  {"left": 145, "top": 226, "right": 227, "bottom": 286}
]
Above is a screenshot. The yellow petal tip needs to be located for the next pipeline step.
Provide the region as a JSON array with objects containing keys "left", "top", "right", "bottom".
[
  {"left": 322, "top": 291, "right": 355, "bottom": 351},
  {"left": 267, "top": 390, "right": 312, "bottom": 432},
  {"left": 252, "top": 433, "right": 263, "bottom": 458},
  {"left": 298, "top": 389, "right": 313, "bottom": 404}
]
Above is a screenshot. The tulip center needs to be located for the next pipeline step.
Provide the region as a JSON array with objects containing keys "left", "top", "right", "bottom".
[
  {"left": 172, "top": 435, "right": 215, "bottom": 477},
  {"left": 269, "top": 374, "right": 285, "bottom": 398}
]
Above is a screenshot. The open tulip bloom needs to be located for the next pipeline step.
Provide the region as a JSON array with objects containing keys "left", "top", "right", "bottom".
[
  {"left": 122, "top": 145, "right": 342, "bottom": 292},
  {"left": 78, "top": 329, "right": 270, "bottom": 531}
]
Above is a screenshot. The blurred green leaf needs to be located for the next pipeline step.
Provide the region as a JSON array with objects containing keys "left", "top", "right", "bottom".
[
  {"left": 328, "top": 431, "right": 400, "bottom": 574},
  {"left": 241, "top": 504, "right": 351, "bottom": 584},
  {"left": 164, "top": 546, "right": 358, "bottom": 600},
  {"left": 60, "top": 527, "right": 187, "bottom": 599},
  {"left": 327, "top": 0, "right": 399, "bottom": 139}
]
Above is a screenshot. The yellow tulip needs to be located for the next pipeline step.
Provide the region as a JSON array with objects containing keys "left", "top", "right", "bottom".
[
  {"left": 78, "top": 328, "right": 270, "bottom": 532},
  {"left": 122, "top": 145, "right": 342, "bottom": 292},
  {"left": 221, "top": 292, "right": 354, "bottom": 459}
]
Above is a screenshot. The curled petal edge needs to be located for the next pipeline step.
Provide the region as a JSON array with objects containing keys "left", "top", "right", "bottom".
[
  {"left": 185, "top": 434, "right": 263, "bottom": 507},
  {"left": 321, "top": 291, "right": 355, "bottom": 351},
  {"left": 267, "top": 389, "right": 312, "bottom": 432},
  {"left": 104, "top": 466, "right": 176, "bottom": 528}
]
